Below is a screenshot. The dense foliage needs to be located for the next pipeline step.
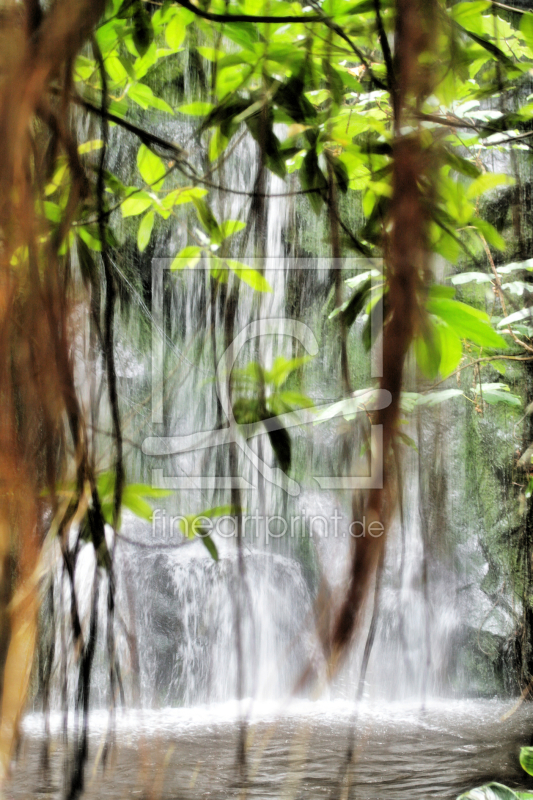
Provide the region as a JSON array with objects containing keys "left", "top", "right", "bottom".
[{"left": 5, "top": 0, "right": 533, "bottom": 794}]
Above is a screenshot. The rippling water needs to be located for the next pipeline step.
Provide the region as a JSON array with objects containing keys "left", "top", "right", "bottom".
[{"left": 11, "top": 700, "right": 533, "bottom": 799}]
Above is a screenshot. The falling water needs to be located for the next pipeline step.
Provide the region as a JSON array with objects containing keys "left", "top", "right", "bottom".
[{"left": 16, "top": 48, "right": 531, "bottom": 800}]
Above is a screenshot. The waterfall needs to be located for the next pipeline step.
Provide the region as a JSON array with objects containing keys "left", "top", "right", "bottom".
[{"left": 36, "top": 70, "right": 515, "bottom": 721}]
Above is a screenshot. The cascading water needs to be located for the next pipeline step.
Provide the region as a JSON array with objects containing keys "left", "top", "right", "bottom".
[{"left": 36, "top": 107, "right": 511, "bottom": 716}]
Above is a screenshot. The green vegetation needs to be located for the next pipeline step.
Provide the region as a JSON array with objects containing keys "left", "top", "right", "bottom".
[{"left": 5, "top": 0, "right": 533, "bottom": 793}]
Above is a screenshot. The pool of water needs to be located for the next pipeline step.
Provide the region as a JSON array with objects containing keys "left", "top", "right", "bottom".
[{"left": 11, "top": 699, "right": 533, "bottom": 799}]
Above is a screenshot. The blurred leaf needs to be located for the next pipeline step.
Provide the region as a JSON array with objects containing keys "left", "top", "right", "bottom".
[
  {"left": 126, "top": 484, "right": 173, "bottom": 498},
  {"left": 233, "top": 398, "right": 262, "bottom": 424},
  {"left": 137, "top": 209, "right": 155, "bottom": 252},
  {"left": 427, "top": 298, "right": 507, "bottom": 349},
  {"left": 220, "top": 220, "right": 246, "bottom": 240},
  {"left": 415, "top": 322, "right": 442, "bottom": 380},
  {"left": 129, "top": 83, "right": 174, "bottom": 114},
  {"left": 171, "top": 245, "right": 202, "bottom": 270},
  {"left": 178, "top": 102, "right": 215, "bottom": 115},
  {"left": 137, "top": 144, "right": 166, "bottom": 189},
  {"left": 192, "top": 197, "right": 221, "bottom": 239},
  {"left": 122, "top": 193, "right": 153, "bottom": 217},
  {"left": 437, "top": 320, "right": 463, "bottom": 377},
  {"left": 471, "top": 218, "right": 506, "bottom": 251},
  {"left": 78, "top": 139, "right": 103, "bottom": 154},
  {"left": 132, "top": 0, "right": 153, "bottom": 56},
  {"left": 165, "top": 14, "right": 186, "bottom": 49},
  {"left": 267, "top": 356, "right": 311, "bottom": 388},
  {"left": 200, "top": 535, "right": 219, "bottom": 561},
  {"left": 226, "top": 260, "right": 272, "bottom": 292},
  {"left": 78, "top": 226, "right": 102, "bottom": 252},
  {"left": 330, "top": 278, "right": 372, "bottom": 328},
  {"left": 466, "top": 174, "right": 515, "bottom": 199}
]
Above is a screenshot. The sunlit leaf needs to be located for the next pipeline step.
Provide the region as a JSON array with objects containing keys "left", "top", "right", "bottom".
[
  {"left": 137, "top": 144, "right": 166, "bottom": 189},
  {"left": 171, "top": 245, "right": 202, "bottom": 270},
  {"left": 427, "top": 298, "right": 507, "bottom": 349},
  {"left": 178, "top": 102, "right": 215, "bottom": 115},
  {"left": 137, "top": 210, "right": 155, "bottom": 252},
  {"left": 466, "top": 173, "right": 515, "bottom": 199},
  {"left": 122, "top": 194, "right": 153, "bottom": 217},
  {"left": 226, "top": 260, "right": 272, "bottom": 292},
  {"left": 165, "top": 14, "right": 186, "bottom": 49},
  {"left": 220, "top": 220, "right": 246, "bottom": 240},
  {"left": 437, "top": 320, "right": 463, "bottom": 378},
  {"left": 78, "top": 139, "right": 104, "bottom": 154}
]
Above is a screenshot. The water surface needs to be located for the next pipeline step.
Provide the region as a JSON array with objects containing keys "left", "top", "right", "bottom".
[{"left": 13, "top": 699, "right": 533, "bottom": 799}]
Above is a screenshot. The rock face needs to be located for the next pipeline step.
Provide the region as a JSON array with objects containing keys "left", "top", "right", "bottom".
[{"left": 116, "top": 538, "right": 316, "bottom": 707}]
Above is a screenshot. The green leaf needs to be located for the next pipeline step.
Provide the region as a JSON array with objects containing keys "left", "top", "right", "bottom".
[
  {"left": 478, "top": 387, "right": 521, "bottom": 407},
  {"left": 161, "top": 187, "right": 208, "bottom": 208},
  {"left": 520, "top": 12, "right": 533, "bottom": 49},
  {"left": 415, "top": 388, "right": 465, "bottom": 407},
  {"left": 197, "top": 46, "right": 223, "bottom": 61},
  {"left": 122, "top": 194, "right": 153, "bottom": 217},
  {"left": 443, "top": 149, "right": 482, "bottom": 179},
  {"left": 165, "top": 14, "right": 186, "bottom": 49},
  {"left": 208, "top": 129, "right": 229, "bottom": 162},
  {"left": 267, "top": 356, "right": 311, "bottom": 388},
  {"left": 226, "top": 260, "right": 272, "bottom": 292},
  {"left": 220, "top": 220, "right": 246, "bottom": 240},
  {"left": 329, "top": 279, "right": 372, "bottom": 328},
  {"left": 277, "top": 390, "right": 314, "bottom": 410},
  {"left": 137, "top": 210, "right": 155, "bottom": 252},
  {"left": 178, "top": 102, "right": 215, "bottom": 115},
  {"left": 427, "top": 298, "right": 507, "bottom": 349},
  {"left": 201, "top": 535, "right": 219, "bottom": 561},
  {"left": 126, "top": 484, "right": 173, "bottom": 498},
  {"left": 233, "top": 398, "right": 262, "bottom": 424},
  {"left": 466, "top": 173, "right": 515, "bottom": 199},
  {"left": 43, "top": 201, "right": 61, "bottom": 223},
  {"left": 192, "top": 197, "right": 221, "bottom": 239},
  {"left": 78, "top": 139, "right": 103, "bottom": 154},
  {"left": 437, "top": 320, "right": 463, "bottom": 377},
  {"left": 471, "top": 218, "right": 506, "bottom": 251},
  {"left": 171, "top": 245, "right": 202, "bottom": 270},
  {"left": 106, "top": 56, "right": 128, "bottom": 85},
  {"left": 522, "top": 746, "right": 533, "bottom": 776},
  {"left": 128, "top": 83, "right": 174, "bottom": 114},
  {"left": 415, "top": 322, "right": 442, "bottom": 380},
  {"left": 137, "top": 144, "right": 166, "bottom": 189},
  {"left": 121, "top": 492, "right": 154, "bottom": 522},
  {"left": 78, "top": 226, "right": 102, "bottom": 252}
]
